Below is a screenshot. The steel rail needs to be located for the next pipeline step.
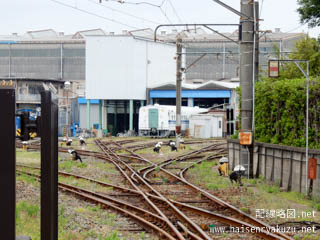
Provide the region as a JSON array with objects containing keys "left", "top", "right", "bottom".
[
  {"left": 136, "top": 142, "right": 292, "bottom": 240},
  {"left": 17, "top": 139, "right": 292, "bottom": 239},
  {"left": 94, "top": 140, "right": 189, "bottom": 240},
  {"left": 96, "top": 139, "right": 212, "bottom": 240},
  {"left": 17, "top": 164, "right": 284, "bottom": 240},
  {"left": 140, "top": 142, "right": 227, "bottom": 178},
  {"left": 16, "top": 170, "right": 176, "bottom": 240},
  {"left": 178, "top": 154, "right": 293, "bottom": 240}
]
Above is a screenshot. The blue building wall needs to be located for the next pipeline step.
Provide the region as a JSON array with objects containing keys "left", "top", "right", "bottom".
[{"left": 149, "top": 90, "right": 231, "bottom": 106}]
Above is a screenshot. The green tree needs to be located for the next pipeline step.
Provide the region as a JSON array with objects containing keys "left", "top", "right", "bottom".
[
  {"left": 297, "top": 0, "right": 320, "bottom": 27},
  {"left": 279, "top": 36, "right": 320, "bottom": 79},
  {"left": 254, "top": 77, "right": 320, "bottom": 148}
]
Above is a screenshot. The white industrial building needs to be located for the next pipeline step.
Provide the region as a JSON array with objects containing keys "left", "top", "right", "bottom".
[
  {"left": 0, "top": 28, "right": 306, "bottom": 135},
  {"left": 84, "top": 35, "right": 177, "bottom": 134}
]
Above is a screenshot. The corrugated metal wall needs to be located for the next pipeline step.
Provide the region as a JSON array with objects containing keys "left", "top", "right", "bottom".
[
  {"left": 0, "top": 43, "right": 85, "bottom": 80},
  {"left": 0, "top": 37, "right": 302, "bottom": 83},
  {"left": 79, "top": 104, "right": 99, "bottom": 129},
  {"left": 185, "top": 42, "right": 239, "bottom": 80},
  {"left": 184, "top": 39, "right": 299, "bottom": 80}
]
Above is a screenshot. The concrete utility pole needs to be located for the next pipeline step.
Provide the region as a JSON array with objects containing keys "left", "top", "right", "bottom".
[
  {"left": 176, "top": 37, "right": 182, "bottom": 148},
  {"left": 254, "top": 1, "right": 259, "bottom": 83},
  {"left": 240, "top": 0, "right": 255, "bottom": 177}
]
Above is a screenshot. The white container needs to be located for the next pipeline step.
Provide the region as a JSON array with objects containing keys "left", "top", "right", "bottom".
[{"left": 189, "top": 114, "right": 223, "bottom": 138}]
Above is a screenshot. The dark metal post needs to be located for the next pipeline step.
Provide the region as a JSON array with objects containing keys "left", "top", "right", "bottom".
[
  {"left": 0, "top": 86, "right": 16, "bottom": 240},
  {"left": 41, "top": 91, "right": 58, "bottom": 240}
]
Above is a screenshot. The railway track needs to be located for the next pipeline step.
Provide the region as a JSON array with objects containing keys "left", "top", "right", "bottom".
[
  {"left": 17, "top": 163, "right": 283, "bottom": 240},
  {"left": 16, "top": 168, "right": 174, "bottom": 239},
  {"left": 94, "top": 139, "right": 292, "bottom": 240},
  {"left": 16, "top": 138, "right": 294, "bottom": 239}
]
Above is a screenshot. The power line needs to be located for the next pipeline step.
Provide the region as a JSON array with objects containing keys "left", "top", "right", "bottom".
[
  {"left": 167, "top": 0, "right": 183, "bottom": 23},
  {"left": 284, "top": 23, "right": 307, "bottom": 33},
  {"left": 160, "top": 5, "right": 174, "bottom": 24},
  {"left": 49, "top": 0, "right": 139, "bottom": 29},
  {"left": 259, "top": 0, "right": 264, "bottom": 18},
  {"left": 107, "top": 0, "right": 165, "bottom": 8},
  {"left": 89, "top": 0, "right": 161, "bottom": 24},
  {"left": 105, "top": 0, "right": 174, "bottom": 25}
]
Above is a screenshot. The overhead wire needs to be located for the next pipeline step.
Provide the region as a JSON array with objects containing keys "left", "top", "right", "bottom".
[
  {"left": 167, "top": 0, "right": 183, "bottom": 23},
  {"left": 49, "top": 0, "right": 139, "bottom": 29},
  {"left": 106, "top": 0, "right": 176, "bottom": 25},
  {"left": 160, "top": 6, "right": 174, "bottom": 24},
  {"left": 259, "top": 0, "right": 264, "bottom": 18},
  {"left": 284, "top": 23, "right": 307, "bottom": 33},
  {"left": 107, "top": 0, "right": 165, "bottom": 8},
  {"left": 89, "top": 0, "right": 161, "bottom": 24},
  {"left": 283, "top": 12, "right": 320, "bottom": 34}
]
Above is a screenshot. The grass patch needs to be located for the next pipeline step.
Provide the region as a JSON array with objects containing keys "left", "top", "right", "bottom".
[
  {"left": 189, "top": 160, "right": 230, "bottom": 190},
  {"left": 59, "top": 161, "right": 87, "bottom": 173},
  {"left": 16, "top": 174, "right": 38, "bottom": 186},
  {"left": 16, "top": 201, "right": 41, "bottom": 239},
  {"left": 16, "top": 149, "right": 41, "bottom": 165}
]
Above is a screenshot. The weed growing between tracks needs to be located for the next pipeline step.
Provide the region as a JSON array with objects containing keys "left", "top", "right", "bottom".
[
  {"left": 186, "top": 159, "right": 320, "bottom": 239},
  {"left": 16, "top": 148, "right": 158, "bottom": 240},
  {"left": 16, "top": 198, "right": 123, "bottom": 240},
  {"left": 16, "top": 178, "right": 150, "bottom": 240}
]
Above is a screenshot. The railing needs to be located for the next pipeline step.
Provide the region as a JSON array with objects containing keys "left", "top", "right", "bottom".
[
  {"left": 16, "top": 94, "right": 41, "bottom": 102},
  {"left": 227, "top": 139, "right": 320, "bottom": 195}
]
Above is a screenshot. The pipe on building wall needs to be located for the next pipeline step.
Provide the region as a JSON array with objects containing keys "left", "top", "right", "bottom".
[
  {"left": 129, "top": 100, "right": 134, "bottom": 131},
  {"left": 99, "top": 100, "right": 102, "bottom": 130},
  {"left": 188, "top": 98, "right": 194, "bottom": 107},
  {"left": 8, "top": 43, "right": 11, "bottom": 78},
  {"left": 114, "top": 101, "right": 117, "bottom": 135},
  {"left": 103, "top": 100, "right": 108, "bottom": 133},
  {"left": 222, "top": 42, "right": 226, "bottom": 79},
  {"left": 60, "top": 44, "right": 63, "bottom": 80},
  {"left": 87, "top": 99, "right": 90, "bottom": 129}
]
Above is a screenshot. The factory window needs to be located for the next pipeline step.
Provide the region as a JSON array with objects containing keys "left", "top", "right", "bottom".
[
  {"left": 19, "top": 88, "right": 27, "bottom": 95},
  {"left": 29, "top": 85, "right": 43, "bottom": 95}
]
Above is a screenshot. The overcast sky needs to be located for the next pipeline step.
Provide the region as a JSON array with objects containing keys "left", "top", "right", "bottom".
[{"left": 1, "top": 0, "right": 319, "bottom": 37}]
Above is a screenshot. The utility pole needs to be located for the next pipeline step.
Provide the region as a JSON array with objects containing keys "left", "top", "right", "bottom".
[
  {"left": 176, "top": 37, "right": 182, "bottom": 148},
  {"left": 239, "top": 0, "right": 255, "bottom": 177},
  {"left": 254, "top": 1, "right": 259, "bottom": 83}
]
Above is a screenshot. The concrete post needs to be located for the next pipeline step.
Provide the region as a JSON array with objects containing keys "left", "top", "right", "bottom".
[
  {"left": 87, "top": 99, "right": 90, "bottom": 129},
  {"left": 187, "top": 98, "right": 194, "bottom": 107},
  {"left": 129, "top": 99, "right": 134, "bottom": 131},
  {"left": 240, "top": 0, "right": 254, "bottom": 177},
  {"left": 254, "top": 1, "right": 259, "bottom": 82}
]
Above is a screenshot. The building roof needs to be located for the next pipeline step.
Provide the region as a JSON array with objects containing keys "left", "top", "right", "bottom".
[
  {"left": 72, "top": 29, "right": 107, "bottom": 39},
  {"left": 149, "top": 80, "right": 239, "bottom": 90},
  {"left": 0, "top": 28, "right": 306, "bottom": 44}
]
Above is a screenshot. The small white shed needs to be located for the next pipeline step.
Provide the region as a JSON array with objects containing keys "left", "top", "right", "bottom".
[{"left": 189, "top": 114, "right": 223, "bottom": 138}]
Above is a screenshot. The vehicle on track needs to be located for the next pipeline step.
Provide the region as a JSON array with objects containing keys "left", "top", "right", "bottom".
[{"left": 138, "top": 104, "right": 207, "bottom": 137}]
